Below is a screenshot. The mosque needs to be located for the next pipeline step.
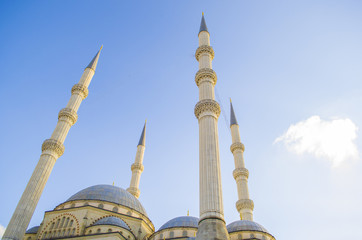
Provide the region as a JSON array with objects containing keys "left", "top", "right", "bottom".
[{"left": 2, "top": 15, "right": 276, "bottom": 240}]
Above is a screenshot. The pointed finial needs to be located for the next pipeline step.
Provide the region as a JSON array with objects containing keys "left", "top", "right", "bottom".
[
  {"left": 199, "top": 13, "right": 209, "bottom": 34},
  {"left": 112, "top": 181, "right": 114, "bottom": 186},
  {"left": 230, "top": 100, "right": 238, "bottom": 127},
  {"left": 138, "top": 121, "right": 146, "bottom": 146},
  {"left": 187, "top": 210, "right": 189, "bottom": 216},
  {"left": 202, "top": 12, "right": 204, "bottom": 16},
  {"left": 86, "top": 46, "right": 102, "bottom": 71}
]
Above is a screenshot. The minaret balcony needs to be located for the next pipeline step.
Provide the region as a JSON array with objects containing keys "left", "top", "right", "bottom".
[
  {"left": 195, "top": 68, "right": 217, "bottom": 86},
  {"left": 194, "top": 99, "right": 221, "bottom": 119},
  {"left": 195, "top": 45, "right": 215, "bottom": 61}
]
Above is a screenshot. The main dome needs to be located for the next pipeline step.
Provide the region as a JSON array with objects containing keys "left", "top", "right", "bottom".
[
  {"left": 66, "top": 184, "right": 147, "bottom": 216},
  {"left": 158, "top": 216, "right": 199, "bottom": 231}
]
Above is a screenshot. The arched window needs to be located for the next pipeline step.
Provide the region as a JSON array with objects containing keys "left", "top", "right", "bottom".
[
  {"left": 88, "top": 230, "right": 92, "bottom": 234},
  {"left": 50, "top": 222, "right": 55, "bottom": 230},
  {"left": 108, "top": 228, "right": 112, "bottom": 232},
  {"left": 182, "top": 230, "right": 187, "bottom": 236},
  {"left": 55, "top": 219, "right": 60, "bottom": 229},
  {"left": 70, "top": 203, "right": 75, "bottom": 208},
  {"left": 84, "top": 202, "right": 89, "bottom": 206},
  {"left": 71, "top": 228, "right": 76, "bottom": 235},
  {"left": 67, "top": 229, "right": 71, "bottom": 236},
  {"left": 238, "top": 233, "right": 242, "bottom": 239},
  {"left": 27, "top": 237, "right": 31, "bottom": 240},
  {"left": 98, "top": 203, "right": 104, "bottom": 209},
  {"left": 250, "top": 233, "right": 255, "bottom": 239},
  {"left": 97, "top": 228, "right": 101, "bottom": 233},
  {"left": 112, "top": 206, "right": 118, "bottom": 212},
  {"left": 60, "top": 217, "right": 65, "bottom": 228},
  {"left": 169, "top": 231, "right": 174, "bottom": 238},
  {"left": 69, "top": 220, "right": 74, "bottom": 227},
  {"left": 159, "top": 233, "right": 163, "bottom": 239},
  {"left": 64, "top": 217, "right": 69, "bottom": 228}
]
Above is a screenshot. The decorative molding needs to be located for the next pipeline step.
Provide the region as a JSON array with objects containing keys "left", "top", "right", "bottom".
[
  {"left": 71, "top": 84, "right": 89, "bottom": 99},
  {"left": 195, "top": 45, "right": 215, "bottom": 61},
  {"left": 195, "top": 68, "right": 217, "bottom": 86},
  {"left": 230, "top": 142, "right": 245, "bottom": 153},
  {"left": 233, "top": 168, "right": 249, "bottom": 179},
  {"left": 194, "top": 99, "right": 220, "bottom": 119},
  {"left": 41, "top": 139, "right": 65, "bottom": 157},
  {"left": 127, "top": 187, "right": 141, "bottom": 198},
  {"left": 236, "top": 199, "right": 254, "bottom": 212},
  {"left": 131, "top": 163, "right": 144, "bottom": 172},
  {"left": 58, "top": 108, "right": 78, "bottom": 125}
]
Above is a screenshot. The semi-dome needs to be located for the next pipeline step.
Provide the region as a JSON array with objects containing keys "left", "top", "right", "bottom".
[
  {"left": 66, "top": 184, "right": 147, "bottom": 216},
  {"left": 159, "top": 216, "right": 199, "bottom": 231},
  {"left": 93, "top": 216, "right": 130, "bottom": 230},
  {"left": 26, "top": 226, "right": 39, "bottom": 234},
  {"left": 227, "top": 220, "right": 269, "bottom": 234}
]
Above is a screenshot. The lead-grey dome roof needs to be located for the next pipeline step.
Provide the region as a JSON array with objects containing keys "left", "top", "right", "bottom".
[
  {"left": 66, "top": 184, "right": 147, "bottom": 216},
  {"left": 159, "top": 216, "right": 199, "bottom": 231},
  {"left": 93, "top": 216, "right": 130, "bottom": 230},
  {"left": 26, "top": 226, "right": 39, "bottom": 234},
  {"left": 227, "top": 220, "right": 269, "bottom": 233}
]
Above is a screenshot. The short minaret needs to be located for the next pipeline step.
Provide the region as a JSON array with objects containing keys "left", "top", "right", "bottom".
[
  {"left": 127, "top": 121, "right": 146, "bottom": 199},
  {"left": 230, "top": 100, "right": 254, "bottom": 221},
  {"left": 194, "top": 14, "right": 229, "bottom": 240},
  {"left": 2, "top": 47, "right": 102, "bottom": 240}
]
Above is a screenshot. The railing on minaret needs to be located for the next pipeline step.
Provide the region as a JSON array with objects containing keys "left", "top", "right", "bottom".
[
  {"left": 2, "top": 47, "right": 102, "bottom": 240},
  {"left": 229, "top": 100, "right": 254, "bottom": 221},
  {"left": 194, "top": 14, "right": 230, "bottom": 240},
  {"left": 127, "top": 121, "right": 146, "bottom": 199}
]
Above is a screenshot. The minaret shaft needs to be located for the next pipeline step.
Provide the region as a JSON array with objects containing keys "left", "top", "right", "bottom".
[
  {"left": 230, "top": 106, "right": 254, "bottom": 221},
  {"left": 195, "top": 15, "right": 229, "bottom": 240},
  {"left": 3, "top": 49, "right": 101, "bottom": 240}
]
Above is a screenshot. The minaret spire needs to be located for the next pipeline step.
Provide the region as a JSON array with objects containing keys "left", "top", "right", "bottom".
[
  {"left": 229, "top": 100, "right": 254, "bottom": 221},
  {"left": 194, "top": 14, "right": 230, "bottom": 240},
  {"left": 86, "top": 45, "right": 102, "bottom": 71},
  {"left": 127, "top": 121, "right": 146, "bottom": 199},
  {"left": 3, "top": 47, "right": 102, "bottom": 240}
]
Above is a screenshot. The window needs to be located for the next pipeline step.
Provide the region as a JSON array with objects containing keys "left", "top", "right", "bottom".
[
  {"left": 98, "top": 203, "right": 104, "bottom": 209},
  {"left": 108, "top": 228, "right": 112, "bottom": 232},
  {"left": 71, "top": 228, "right": 76, "bottom": 235},
  {"left": 60, "top": 217, "right": 65, "bottom": 228},
  {"left": 64, "top": 218, "right": 69, "bottom": 228},
  {"left": 112, "top": 206, "right": 118, "bottom": 212},
  {"left": 169, "top": 231, "right": 174, "bottom": 238},
  {"left": 97, "top": 228, "right": 101, "bottom": 233},
  {"left": 183, "top": 230, "right": 187, "bottom": 236},
  {"left": 70, "top": 203, "right": 76, "bottom": 208},
  {"left": 55, "top": 219, "right": 60, "bottom": 229},
  {"left": 69, "top": 220, "right": 74, "bottom": 227}
]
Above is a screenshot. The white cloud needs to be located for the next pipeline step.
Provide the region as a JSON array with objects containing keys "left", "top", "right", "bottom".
[
  {"left": 275, "top": 116, "right": 359, "bottom": 166},
  {"left": 0, "top": 224, "right": 5, "bottom": 238}
]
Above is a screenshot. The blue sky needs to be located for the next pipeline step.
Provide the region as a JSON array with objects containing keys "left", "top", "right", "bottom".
[{"left": 1, "top": 1, "right": 362, "bottom": 240}]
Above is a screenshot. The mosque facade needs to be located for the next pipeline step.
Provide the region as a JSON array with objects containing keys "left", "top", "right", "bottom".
[{"left": 2, "top": 15, "right": 276, "bottom": 240}]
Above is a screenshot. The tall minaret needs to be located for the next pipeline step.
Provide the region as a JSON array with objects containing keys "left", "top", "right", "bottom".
[
  {"left": 230, "top": 100, "right": 254, "bottom": 221},
  {"left": 194, "top": 14, "right": 229, "bottom": 240},
  {"left": 127, "top": 121, "right": 146, "bottom": 198},
  {"left": 2, "top": 47, "right": 102, "bottom": 240}
]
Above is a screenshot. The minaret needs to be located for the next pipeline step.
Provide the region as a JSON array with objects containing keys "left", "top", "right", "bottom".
[
  {"left": 230, "top": 100, "right": 254, "bottom": 221},
  {"left": 2, "top": 47, "right": 102, "bottom": 240},
  {"left": 127, "top": 121, "right": 146, "bottom": 199},
  {"left": 194, "top": 14, "right": 229, "bottom": 240}
]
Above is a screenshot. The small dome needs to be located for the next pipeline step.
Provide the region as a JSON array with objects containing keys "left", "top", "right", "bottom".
[
  {"left": 66, "top": 185, "right": 147, "bottom": 216},
  {"left": 26, "top": 226, "right": 39, "bottom": 234},
  {"left": 93, "top": 216, "right": 130, "bottom": 230},
  {"left": 159, "top": 216, "right": 199, "bottom": 231},
  {"left": 227, "top": 220, "right": 269, "bottom": 234}
]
